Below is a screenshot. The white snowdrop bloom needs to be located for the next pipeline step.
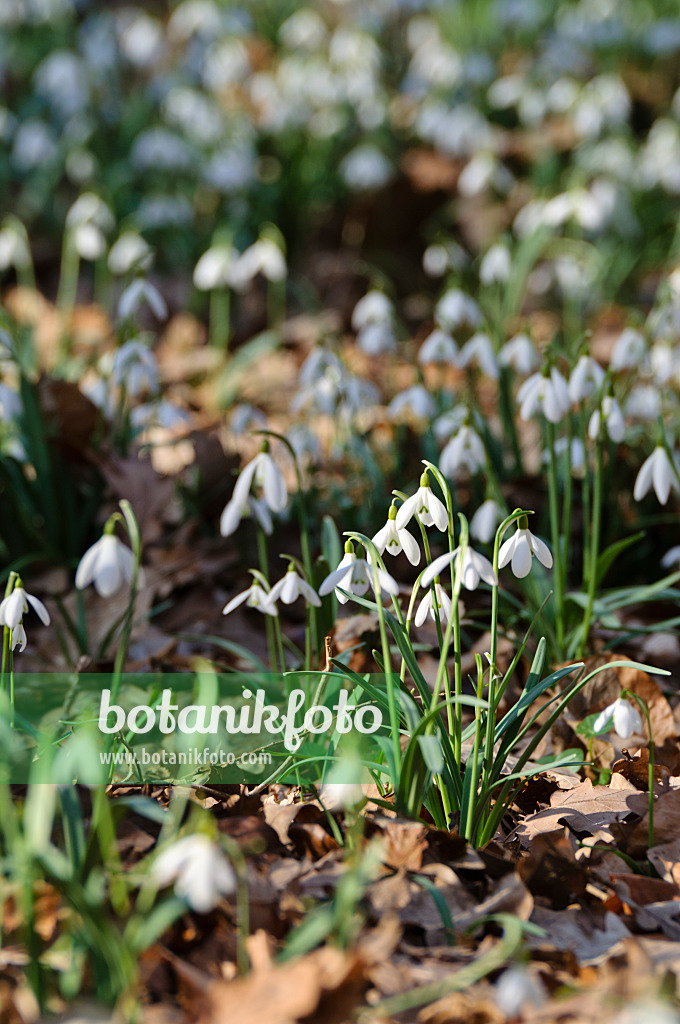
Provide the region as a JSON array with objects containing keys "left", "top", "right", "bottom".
[
  {"left": 433, "top": 407, "right": 468, "bottom": 444},
  {"left": 279, "top": 9, "right": 327, "bottom": 50},
  {"left": 633, "top": 446, "right": 680, "bottom": 505},
  {"left": 588, "top": 396, "right": 625, "bottom": 443},
  {"left": 395, "top": 473, "right": 448, "bottom": 532},
  {"left": 593, "top": 698, "right": 643, "bottom": 738},
  {"left": 495, "top": 966, "right": 547, "bottom": 1017},
  {"left": 418, "top": 328, "right": 458, "bottom": 366},
  {"left": 168, "top": 0, "right": 221, "bottom": 43},
  {"left": 568, "top": 355, "right": 605, "bottom": 403},
  {"left": 388, "top": 385, "right": 436, "bottom": 422},
  {"left": 543, "top": 438, "right": 586, "bottom": 479},
  {"left": 440, "top": 425, "right": 486, "bottom": 479},
  {"left": 610, "top": 328, "right": 646, "bottom": 371},
  {"left": 267, "top": 565, "right": 321, "bottom": 609},
  {"left": 108, "top": 232, "right": 153, "bottom": 275},
  {"left": 152, "top": 835, "right": 236, "bottom": 914},
  {"left": 319, "top": 543, "right": 399, "bottom": 604},
  {"left": 73, "top": 222, "right": 107, "bottom": 261},
  {"left": 372, "top": 504, "right": 420, "bottom": 566},
  {"left": 661, "top": 545, "right": 680, "bottom": 569},
  {"left": 422, "top": 241, "right": 468, "bottom": 278},
  {"left": 231, "top": 238, "right": 287, "bottom": 290},
  {"left": 0, "top": 224, "right": 31, "bottom": 272},
  {"left": 118, "top": 279, "right": 168, "bottom": 321},
  {"left": 10, "top": 622, "right": 27, "bottom": 653},
  {"left": 435, "top": 289, "right": 482, "bottom": 331},
  {"left": 458, "top": 151, "right": 513, "bottom": 196},
  {"left": 470, "top": 499, "right": 503, "bottom": 544},
  {"left": 319, "top": 782, "right": 365, "bottom": 811},
  {"left": 422, "top": 546, "right": 497, "bottom": 591},
  {"left": 351, "top": 291, "right": 393, "bottom": 330},
  {"left": 229, "top": 403, "right": 268, "bottom": 436},
  {"left": 650, "top": 340, "right": 680, "bottom": 386},
  {"left": 220, "top": 446, "right": 288, "bottom": 537},
  {"left": 625, "top": 384, "right": 664, "bottom": 421},
  {"left": 75, "top": 534, "right": 136, "bottom": 598},
  {"left": 457, "top": 332, "right": 498, "bottom": 379},
  {"left": 111, "top": 340, "right": 159, "bottom": 397},
  {"left": 356, "top": 322, "right": 396, "bottom": 356},
  {"left": 223, "top": 576, "right": 277, "bottom": 617},
  {"left": 498, "top": 333, "right": 539, "bottom": 375},
  {"left": 414, "top": 583, "right": 452, "bottom": 626},
  {"left": 340, "top": 145, "right": 393, "bottom": 190},
  {"left": 66, "top": 193, "right": 115, "bottom": 233},
  {"left": 479, "top": 243, "right": 511, "bottom": 285},
  {"left": 498, "top": 519, "right": 553, "bottom": 578},
  {"left": 193, "top": 244, "right": 238, "bottom": 290},
  {"left": 0, "top": 585, "right": 50, "bottom": 630},
  {"left": 517, "top": 368, "right": 570, "bottom": 423},
  {"left": 12, "top": 120, "right": 57, "bottom": 172}
]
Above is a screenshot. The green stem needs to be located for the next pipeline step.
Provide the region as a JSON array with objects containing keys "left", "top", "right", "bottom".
[
  {"left": 547, "top": 420, "right": 565, "bottom": 656},
  {"left": 624, "top": 691, "right": 654, "bottom": 849},
  {"left": 579, "top": 436, "right": 602, "bottom": 658},
  {"left": 256, "top": 528, "right": 277, "bottom": 672},
  {"left": 210, "top": 288, "right": 231, "bottom": 349}
]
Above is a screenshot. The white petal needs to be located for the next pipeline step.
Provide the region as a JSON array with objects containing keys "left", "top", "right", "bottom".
[
  {"left": 399, "top": 529, "right": 421, "bottom": 566},
  {"left": 421, "top": 550, "right": 456, "bottom": 589},
  {"left": 75, "top": 540, "right": 101, "bottom": 589},
  {"left": 230, "top": 456, "right": 260, "bottom": 512},
  {"left": 279, "top": 573, "right": 300, "bottom": 604},
  {"left": 220, "top": 498, "right": 242, "bottom": 537},
  {"left": 319, "top": 561, "right": 354, "bottom": 596},
  {"left": 298, "top": 579, "right": 322, "bottom": 606},
  {"left": 395, "top": 493, "right": 419, "bottom": 530},
  {"left": 414, "top": 593, "right": 431, "bottom": 627},
  {"left": 372, "top": 524, "right": 389, "bottom": 554},
  {"left": 262, "top": 456, "right": 287, "bottom": 513},
  {"left": 222, "top": 589, "right": 251, "bottom": 615},
  {"left": 633, "top": 454, "right": 654, "bottom": 501},
  {"left": 427, "top": 492, "right": 449, "bottom": 531},
  {"left": 26, "top": 593, "right": 50, "bottom": 625},
  {"left": 652, "top": 450, "right": 673, "bottom": 505},
  {"left": 498, "top": 534, "right": 517, "bottom": 569},
  {"left": 511, "top": 534, "right": 533, "bottom": 577},
  {"left": 528, "top": 533, "right": 553, "bottom": 569}
]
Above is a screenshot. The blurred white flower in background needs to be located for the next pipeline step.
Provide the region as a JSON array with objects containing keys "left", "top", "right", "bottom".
[
  {"left": 111, "top": 340, "right": 160, "bottom": 397},
  {"left": 152, "top": 835, "right": 236, "bottom": 914},
  {"left": 517, "top": 367, "right": 570, "bottom": 423},
  {"left": 498, "top": 333, "right": 539, "bottom": 375}
]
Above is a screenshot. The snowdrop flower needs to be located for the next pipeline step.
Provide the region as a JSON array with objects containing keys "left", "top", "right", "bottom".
[
  {"left": 108, "top": 232, "right": 153, "bottom": 275},
  {"left": 479, "top": 242, "right": 511, "bottom": 284},
  {"left": 76, "top": 533, "right": 136, "bottom": 598},
  {"left": 0, "top": 222, "right": 31, "bottom": 272},
  {"left": 422, "top": 546, "right": 497, "bottom": 591},
  {"left": 440, "top": 425, "right": 486, "bottom": 479},
  {"left": 661, "top": 545, "right": 680, "bottom": 569},
  {"left": 118, "top": 278, "right": 168, "bottom": 321},
  {"left": 111, "top": 340, "right": 160, "bottom": 397},
  {"left": 588, "top": 395, "right": 625, "bottom": 443},
  {"left": 388, "top": 385, "right": 436, "bottom": 422},
  {"left": 544, "top": 437, "right": 586, "bottom": 479},
  {"left": 593, "top": 698, "right": 643, "bottom": 738},
  {"left": 395, "top": 472, "right": 448, "bottom": 532},
  {"left": 193, "top": 244, "right": 239, "bottom": 290},
  {"left": 498, "top": 516, "right": 553, "bottom": 578},
  {"left": 220, "top": 443, "right": 288, "bottom": 537},
  {"left": 231, "top": 238, "right": 286, "bottom": 290},
  {"left": 0, "top": 583, "right": 50, "bottom": 630},
  {"left": 73, "top": 222, "right": 107, "bottom": 261},
  {"left": 433, "top": 407, "right": 468, "bottom": 444},
  {"left": 457, "top": 332, "right": 498, "bottom": 379},
  {"left": 498, "top": 333, "right": 539, "bottom": 375},
  {"left": 351, "top": 291, "right": 393, "bottom": 331},
  {"left": 10, "top": 623, "right": 27, "bottom": 653},
  {"left": 610, "top": 328, "right": 646, "bottom": 371},
  {"left": 414, "top": 580, "right": 452, "bottom": 626},
  {"left": 152, "top": 835, "right": 236, "bottom": 914},
  {"left": 356, "top": 322, "right": 396, "bottom": 356},
  {"left": 319, "top": 541, "right": 399, "bottom": 604},
  {"left": 495, "top": 966, "right": 547, "bottom": 1017},
  {"left": 267, "top": 565, "right": 321, "bottom": 609},
  {"left": 223, "top": 574, "right": 278, "bottom": 617},
  {"left": 372, "top": 504, "right": 420, "bottom": 566},
  {"left": 633, "top": 446, "right": 680, "bottom": 505},
  {"left": 470, "top": 499, "right": 503, "bottom": 544},
  {"left": 625, "top": 384, "right": 664, "bottom": 421},
  {"left": 434, "top": 288, "right": 482, "bottom": 331},
  {"left": 568, "top": 354, "right": 605, "bottom": 404},
  {"left": 517, "top": 367, "right": 570, "bottom": 423},
  {"left": 418, "top": 328, "right": 458, "bottom": 366}
]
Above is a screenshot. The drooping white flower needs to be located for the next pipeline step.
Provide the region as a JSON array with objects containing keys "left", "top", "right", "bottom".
[
  {"left": 222, "top": 575, "right": 278, "bottom": 617},
  {"left": 498, "top": 333, "right": 539, "bottom": 375},
  {"left": 661, "top": 545, "right": 680, "bottom": 569},
  {"left": 319, "top": 542, "right": 399, "bottom": 604},
  {"left": 633, "top": 446, "right": 679, "bottom": 505},
  {"left": 498, "top": 518, "right": 553, "bottom": 578},
  {"left": 387, "top": 385, "right": 436, "bottom": 421},
  {"left": 152, "top": 834, "right": 236, "bottom": 913},
  {"left": 0, "top": 584, "right": 50, "bottom": 631},
  {"left": 356, "top": 322, "right": 396, "bottom": 356},
  {"left": 193, "top": 243, "right": 239, "bottom": 290},
  {"left": 395, "top": 472, "right": 448, "bottom": 532},
  {"left": 351, "top": 290, "right": 393, "bottom": 331},
  {"left": 457, "top": 332, "right": 499, "bottom": 379},
  {"left": 479, "top": 242, "right": 511, "bottom": 284},
  {"left": 434, "top": 288, "right": 482, "bottom": 331},
  {"left": 439, "top": 425, "right": 486, "bottom": 479},
  {"left": 220, "top": 444, "right": 288, "bottom": 537},
  {"left": 422, "top": 546, "right": 497, "bottom": 591},
  {"left": 414, "top": 582, "right": 452, "bottom": 626},
  {"left": 568, "top": 354, "right": 605, "bottom": 403},
  {"left": 10, "top": 622, "right": 27, "bottom": 652},
  {"left": 111, "top": 340, "right": 160, "bottom": 397},
  {"left": 625, "top": 384, "right": 665, "bottom": 421},
  {"left": 267, "top": 565, "right": 321, "bottom": 609},
  {"left": 470, "top": 499, "right": 503, "bottom": 544},
  {"left": 230, "top": 238, "right": 286, "bottom": 290},
  {"left": 593, "top": 698, "right": 643, "bottom": 738},
  {"left": 118, "top": 278, "right": 168, "bottom": 321},
  {"left": 75, "top": 534, "right": 136, "bottom": 598},
  {"left": 610, "top": 327, "right": 647, "bottom": 371},
  {"left": 108, "top": 231, "right": 153, "bottom": 275},
  {"left": 588, "top": 395, "right": 625, "bottom": 443},
  {"left": 418, "top": 328, "right": 458, "bottom": 366},
  {"left": 373, "top": 504, "right": 420, "bottom": 565},
  {"left": 517, "top": 367, "right": 570, "bottom": 423}
]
